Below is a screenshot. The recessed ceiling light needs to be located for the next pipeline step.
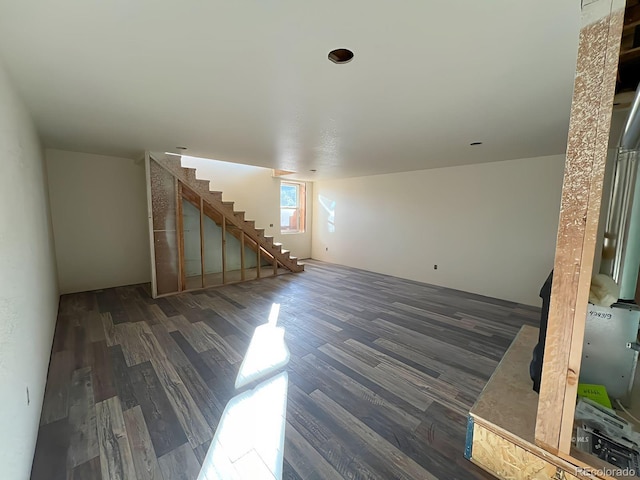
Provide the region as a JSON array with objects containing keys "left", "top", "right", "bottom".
[
  {"left": 176, "top": 146, "right": 187, "bottom": 150},
  {"left": 310, "top": 169, "right": 317, "bottom": 172},
  {"left": 328, "top": 49, "right": 354, "bottom": 64},
  {"left": 470, "top": 142, "right": 483, "bottom": 146}
]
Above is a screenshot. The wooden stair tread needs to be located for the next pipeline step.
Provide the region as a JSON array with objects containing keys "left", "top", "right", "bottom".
[{"left": 151, "top": 154, "right": 304, "bottom": 278}]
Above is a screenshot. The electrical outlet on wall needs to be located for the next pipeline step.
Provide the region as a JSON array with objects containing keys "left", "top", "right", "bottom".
[
  {"left": 326, "top": 247, "right": 329, "bottom": 251},
  {"left": 434, "top": 265, "right": 438, "bottom": 270}
]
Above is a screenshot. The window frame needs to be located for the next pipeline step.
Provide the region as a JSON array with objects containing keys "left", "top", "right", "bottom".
[{"left": 280, "top": 181, "right": 306, "bottom": 234}]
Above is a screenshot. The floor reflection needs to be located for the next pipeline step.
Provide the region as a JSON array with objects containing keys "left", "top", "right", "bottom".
[
  {"left": 198, "top": 372, "right": 288, "bottom": 480},
  {"left": 198, "top": 303, "right": 289, "bottom": 480},
  {"left": 235, "top": 304, "right": 289, "bottom": 390}
]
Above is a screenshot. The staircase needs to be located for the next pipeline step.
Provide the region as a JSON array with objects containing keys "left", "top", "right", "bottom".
[{"left": 148, "top": 153, "right": 303, "bottom": 297}]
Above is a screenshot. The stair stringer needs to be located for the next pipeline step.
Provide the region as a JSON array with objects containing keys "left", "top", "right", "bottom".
[{"left": 152, "top": 155, "right": 304, "bottom": 274}]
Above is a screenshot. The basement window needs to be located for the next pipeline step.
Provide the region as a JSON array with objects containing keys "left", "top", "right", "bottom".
[{"left": 280, "top": 181, "right": 306, "bottom": 234}]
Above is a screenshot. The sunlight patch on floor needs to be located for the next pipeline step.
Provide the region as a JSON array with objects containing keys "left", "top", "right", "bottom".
[
  {"left": 198, "top": 303, "right": 290, "bottom": 479},
  {"left": 234, "top": 303, "right": 290, "bottom": 390},
  {"left": 197, "top": 372, "right": 288, "bottom": 480}
]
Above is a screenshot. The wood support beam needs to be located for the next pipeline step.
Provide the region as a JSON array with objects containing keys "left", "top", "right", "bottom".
[
  {"left": 176, "top": 180, "right": 185, "bottom": 292},
  {"left": 240, "top": 232, "right": 245, "bottom": 281},
  {"left": 257, "top": 247, "right": 261, "bottom": 279},
  {"left": 222, "top": 217, "right": 226, "bottom": 284},
  {"left": 200, "top": 197, "right": 205, "bottom": 289},
  {"left": 535, "top": 0, "right": 625, "bottom": 454}
]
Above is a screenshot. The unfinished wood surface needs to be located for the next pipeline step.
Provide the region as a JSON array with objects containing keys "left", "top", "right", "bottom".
[
  {"left": 148, "top": 158, "right": 179, "bottom": 297},
  {"left": 184, "top": 267, "right": 285, "bottom": 292},
  {"left": 33, "top": 261, "right": 542, "bottom": 479},
  {"left": 471, "top": 423, "right": 580, "bottom": 480},
  {"left": 177, "top": 180, "right": 186, "bottom": 292},
  {"left": 468, "top": 326, "right": 625, "bottom": 479},
  {"left": 536, "top": 0, "right": 626, "bottom": 454},
  {"left": 471, "top": 325, "right": 539, "bottom": 443},
  {"left": 240, "top": 231, "right": 245, "bottom": 281},
  {"left": 222, "top": 216, "right": 227, "bottom": 285},
  {"left": 151, "top": 154, "right": 304, "bottom": 277},
  {"left": 256, "top": 244, "right": 261, "bottom": 279},
  {"left": 272, "top": 169, "right": 296, "bottom": 177},
  {"left": 200, "top": 196, "right": 205, "bottom": 289}
]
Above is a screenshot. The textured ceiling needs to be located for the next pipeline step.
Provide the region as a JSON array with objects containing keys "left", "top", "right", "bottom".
[{"left": 0, "top": 1, "right": 581, "bottom": 179}]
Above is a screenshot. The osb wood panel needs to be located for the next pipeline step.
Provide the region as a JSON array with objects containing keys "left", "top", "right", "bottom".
[
  {"left": 149, "top": 159, "right": 180, "bottom": 296},
  {"left": 149, "top": 159, "right": 176, "bottom": 232},
  {"left": 472, "top": 423, "right": 582, "bottom": 480},
  {"left": 471, "top": 326, "right": 539, "bottom": 443},
  {"left": 473, "top": 419, "right": 622, "bottom": 480},
  {"left": 536, "top": 0, "right": 625, "bottom": 454}
]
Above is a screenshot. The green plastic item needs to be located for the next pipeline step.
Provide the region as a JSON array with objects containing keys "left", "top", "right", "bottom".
[{"left": 577, "top": 383, "right": 612, "bottom": 409}]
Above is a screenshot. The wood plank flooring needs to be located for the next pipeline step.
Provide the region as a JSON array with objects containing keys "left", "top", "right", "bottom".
[{"left": 31, "top": 260, "right": 540, "bottom": 479}]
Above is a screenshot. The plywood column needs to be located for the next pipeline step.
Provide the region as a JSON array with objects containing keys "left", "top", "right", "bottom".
[{"left": 535, "top": 0, "right": 625, "bottom": 455}]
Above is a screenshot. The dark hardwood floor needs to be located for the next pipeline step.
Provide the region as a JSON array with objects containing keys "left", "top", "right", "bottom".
[{"left": 31, "top": 260, "right": 540, "bottom": 480}]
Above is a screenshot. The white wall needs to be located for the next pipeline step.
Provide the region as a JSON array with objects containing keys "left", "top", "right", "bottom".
[
  {"left": 0, "top": 61, "right": 59, "bottom": 479},
  {"left": 46, "top": 150, "right": 150, "bottom": 294},
  {"left": 180, "top": 156, "right": 313, "bottom": 259},
  {"left": 312, "top": 155, "right": 566, "bottom": 306}
]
